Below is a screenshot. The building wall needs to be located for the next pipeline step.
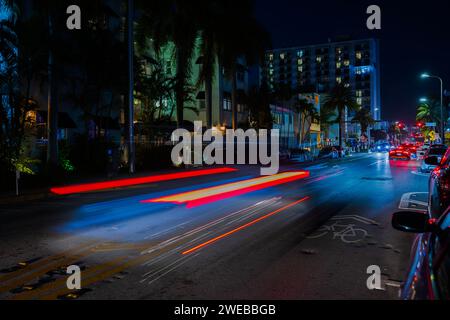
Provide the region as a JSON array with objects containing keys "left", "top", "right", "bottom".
[
  {"left": 271, "top": 105, "right": 296, "bottom": 149},
  {"left": 263, "top": 38, "right": 381, "bottom": 124},
  {"left": 147, "top": 38, "right": 251, "bottom": 129}
]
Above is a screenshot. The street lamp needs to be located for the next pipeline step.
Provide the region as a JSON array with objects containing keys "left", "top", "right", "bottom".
[
  {"left": 419, "top": 97, "right": 428, "bottom": 103},
  {"left": 421, "top": 73, "right": 444, "bottom": 141}
]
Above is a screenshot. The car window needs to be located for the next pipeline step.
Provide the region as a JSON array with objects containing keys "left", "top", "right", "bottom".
[{"left": 430, "top": 148, "right": 447, "bottom": 156}]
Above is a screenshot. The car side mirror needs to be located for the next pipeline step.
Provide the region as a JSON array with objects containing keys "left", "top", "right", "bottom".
[
  {"left": 424, "top": 156, "right": 439, "bottom": 166},
  {"left": 392, "top": 211, "right": 433, "bottom": 233}
]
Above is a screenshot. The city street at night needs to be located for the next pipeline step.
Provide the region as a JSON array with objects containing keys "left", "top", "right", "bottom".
[
  {"left": 2, "top": 0, "right": 450, "bottom": 312},
  {"left": 0, "top": 154, "right": 427, "bottom": 300}
]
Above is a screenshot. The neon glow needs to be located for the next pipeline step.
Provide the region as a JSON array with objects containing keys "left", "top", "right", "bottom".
[
  {"left": 50, "top": 167, "right": 238, "bottom": 195},
  {"left": 142, "top": 171, "right": 310, "bottom": 208},
  {"left": 182, "top": 196, "right": 310, "bottom": 255}
]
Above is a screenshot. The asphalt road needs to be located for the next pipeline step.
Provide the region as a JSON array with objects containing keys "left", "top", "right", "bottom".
[{"left": 0, "top": 153, "right": 428, "bottom": 300}]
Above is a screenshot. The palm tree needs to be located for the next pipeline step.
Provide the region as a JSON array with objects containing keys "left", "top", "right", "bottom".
[
  {"left": 196, "top": 0, "right": 220, "bottom": 129},
  {"left": 351, "top": 107, "right": 375, "bottom": 137},
  {"left": 417, "top": 100, "right": 441, "bottom": 125},
  {"left": 295, "top": 99, "right": 318, "bottom": 145},
  {"left": 0, "top": 0, "right": 19, "bottom": 167},
  {"left": 247, "top": 84, "right": 273, "bottom": 130},
  {"left": 417, "top": 100, "right": 442, "bottom": 141},
  {"left": 218, "top": 1, "right": 270, "bottom": 130},
  {"left": 319, "top": 106, "right": 337, "bottom": 144},
  {"left": 322, "top": 84, "right": 360, "bottom": 149},
  {"left": 137, "top": 0, "right": 201, "bottom": 128},
  {"left": 196, "top": 0, "right": 270, "bottom": 130}
]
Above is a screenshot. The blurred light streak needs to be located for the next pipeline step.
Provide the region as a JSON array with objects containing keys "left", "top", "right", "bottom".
[
  {"left": 50, "top": 168, "right": 238, "bottom": 195},
  {"left": 142, "top": 171, "right": 310, "bottom": 208},
  {"left": 182, "top": 196, "right": 310, "bottom": 255}
]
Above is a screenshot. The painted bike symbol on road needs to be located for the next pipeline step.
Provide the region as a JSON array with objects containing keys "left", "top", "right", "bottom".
[{"left": 307, "top": 215, "right": 378, "bottom": 244}]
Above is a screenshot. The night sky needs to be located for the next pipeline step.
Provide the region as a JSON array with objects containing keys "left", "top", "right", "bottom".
[{"left": 254, "top": 0, "right": 450, "bottom": 124}]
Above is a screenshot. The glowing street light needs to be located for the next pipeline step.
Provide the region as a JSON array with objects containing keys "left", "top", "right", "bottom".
[
  {"left": 419, "top": 97, "right": 428, "bottom": 103},
  {"left": 420, "top": 72, "right": 444, "bottom": 140}
]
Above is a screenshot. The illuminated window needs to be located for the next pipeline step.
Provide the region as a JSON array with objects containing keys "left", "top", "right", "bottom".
[
  {"left": 280, "top": 53, "right": 285, "bottom": 60},
  {"left": 297, "top": 50, "right": 304, "bottom": 57},
  {"left": 238, "top": 104, "right": 247, "bottom": 113},
  {"left": 223, "top": 98, "right": 232, "bottom": 111},
  {"left": 298, "top": 66, "right": 303, "bottom": 72},
  {"left": 336, "top": 62, "right": 341, "bottom": 69},
  {"left": 356, "top": 51, "right": 362, "bottom": 60},
  {"left": 344, "top": 83, "right": 350, "bottom": 88},
  {"left": 356, "top": 90, "right": 363, "bottom": 97},
  {"left": 298, "top": 58, "right": 303, "bottom": 65},
  {"left": 343, "top": 60, "right": 350, "bottom": 67},
  {"left": 269, "top": 69, "right": 274, "bottom": 75},
  {"left": 269, "top": 53, "right": 274, "bottom": 61},
  {"left": 316, "top": 56, "right": 322, "bottom": 63},
  {"left": 357, "top": 98, "right": 362, "bottom": 105},
  {"left": 336, "top": 77, "right": 342, "bottom": 84}
]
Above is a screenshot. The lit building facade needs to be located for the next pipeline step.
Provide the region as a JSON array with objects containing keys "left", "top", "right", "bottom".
[{"left": 263, "top": 38, "right": 381, "bottom": 126}]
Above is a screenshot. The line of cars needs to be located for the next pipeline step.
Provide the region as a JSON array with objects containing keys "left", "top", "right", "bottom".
[
  {"left": 387, "top": 142, "right": 448, "bottom": 175},
  {"left": 388, "top": 143, "right": 419, "bottom": 161},
  {"left": 392, "top": 143, "right": 450, "bottom": 300}
]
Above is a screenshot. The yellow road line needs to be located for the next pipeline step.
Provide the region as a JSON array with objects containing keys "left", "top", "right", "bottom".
[{"left": 0, "top": 241, "right": 94, "bottom": 283}]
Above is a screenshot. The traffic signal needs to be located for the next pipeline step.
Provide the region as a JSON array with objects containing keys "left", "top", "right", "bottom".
[{"left": 416, "top": 122, "right": 424, "bottom": 128}]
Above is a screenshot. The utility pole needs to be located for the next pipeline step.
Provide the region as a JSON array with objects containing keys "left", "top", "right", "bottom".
[{"left": 127, "top": 0, "right": 135, "bottom": 174}]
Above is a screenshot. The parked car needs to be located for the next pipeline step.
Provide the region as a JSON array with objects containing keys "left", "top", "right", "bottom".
[
  {"left": 420, "top": 145, "right": 448, "bottom": 173},
  {"left": 389, "top": 147, "right": 411, "bottom": 160},
  {"left": 417, "top": 143, "right": 431, "bottom": 159},
  {"left": 392, "top": 208, "right": 450, "bottom": 299},
  {"left": 428, "top": 146, "right": 450, "bottom": 218}
]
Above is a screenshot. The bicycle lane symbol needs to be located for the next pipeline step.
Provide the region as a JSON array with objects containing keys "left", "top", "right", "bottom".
[{"left": 307, "top": 215, "right": 379, "bottom": 244}]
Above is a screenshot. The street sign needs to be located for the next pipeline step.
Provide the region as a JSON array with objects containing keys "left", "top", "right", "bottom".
[
  {"left": 425, "top": 122, "right": 437, "bottom": 127},
  {"left": 429, "top": 131, "right": 436, "bottom": 141}
]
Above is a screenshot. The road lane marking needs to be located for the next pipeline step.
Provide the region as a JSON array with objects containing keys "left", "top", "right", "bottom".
[
  {"left": 411, "top": 171, "right": 429, "bottom": 177},
  {"left": 0, "top": 240, "right": 95, "bottom": 284},
  {"left": 330, "top": 215, "right": 379, "bottom": 225},
  {"left": 398, "top": 192, "right": 428, "bottom": 212},
  {"left": 0, "top": 242, "right": 104, "bottom": 293}
]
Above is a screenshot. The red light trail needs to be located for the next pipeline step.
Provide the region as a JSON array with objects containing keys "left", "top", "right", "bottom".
[
  {"left": 50, "top": 167, "right": 238, "bottom": 195},
  {"left": 181, "top": 196, "right": 310, "bottom": 255},
  {"left": 141, "top": 171, "right": 310, "bottom": 208}
]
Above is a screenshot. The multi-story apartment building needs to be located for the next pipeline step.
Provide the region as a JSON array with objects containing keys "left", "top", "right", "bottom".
[
  {"left": 141, "top": 39, "right": 251, "bottom": 131},
  {"left": 262, "top": 38, "right": 381, "bottom": 125}
]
